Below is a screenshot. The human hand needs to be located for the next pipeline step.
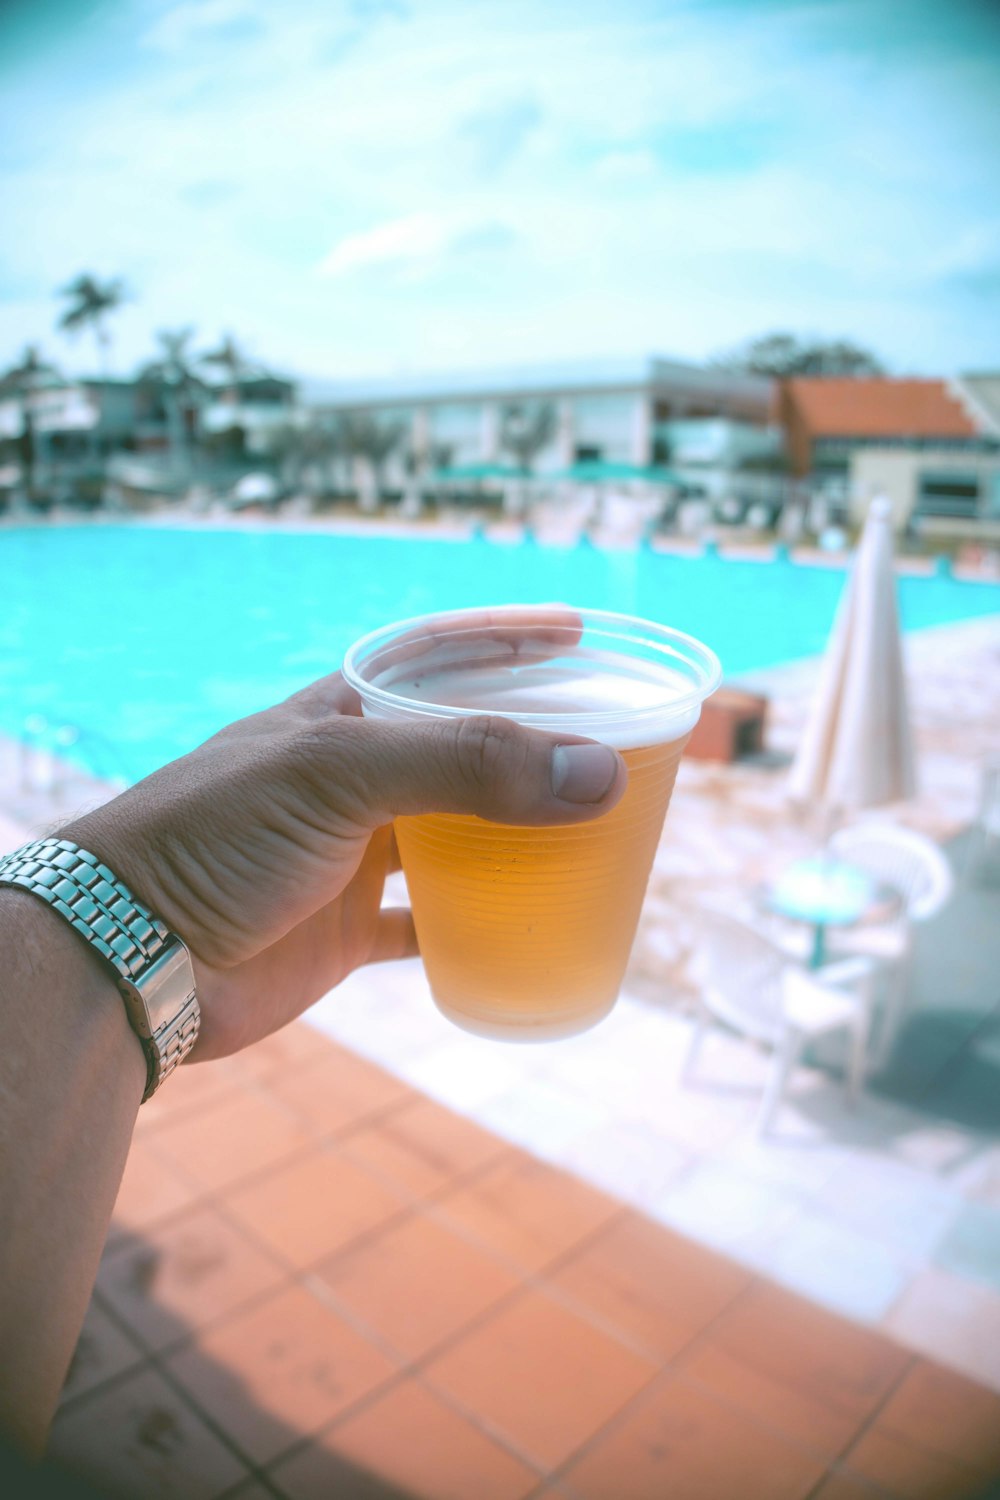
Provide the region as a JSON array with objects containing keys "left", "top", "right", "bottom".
[{"left": 62, "top": 668, "right": 626, "bottom": 1060}]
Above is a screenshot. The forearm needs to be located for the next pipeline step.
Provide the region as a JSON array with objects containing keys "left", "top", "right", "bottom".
[{"left": 0, "top": 890, "right": 144, "bottom": 1455}]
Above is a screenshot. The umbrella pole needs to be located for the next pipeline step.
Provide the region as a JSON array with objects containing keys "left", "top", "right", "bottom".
[
  {"left": 820, "top": 801, "right": 843, "bottom": 852},
  {"left": 790, "top": 796, "right": 843, "bottom": 852}
]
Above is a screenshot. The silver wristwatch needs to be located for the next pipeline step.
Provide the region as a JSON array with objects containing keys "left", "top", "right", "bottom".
[{"left": 0, "top": 836, "right": 200, "bottom": 1101}]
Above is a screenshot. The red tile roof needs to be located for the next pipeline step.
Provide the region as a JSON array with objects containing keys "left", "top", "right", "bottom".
[{"left": 784, "top": 378, "right": 981, "bottom": 440}]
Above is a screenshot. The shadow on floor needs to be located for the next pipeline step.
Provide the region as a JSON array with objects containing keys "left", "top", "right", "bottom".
[
  {"left": 870, "top": 832, "right": 1000, "bottom": 1134},
  {"left": 877, "top": 1011, "right": 1000, "bottom": 1134},
  {"left": 45, "top": 1224, "right": 421, "bottom": 1500}
]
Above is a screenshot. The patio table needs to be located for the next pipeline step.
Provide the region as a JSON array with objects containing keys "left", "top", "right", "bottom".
[{"left": 762, "top": 855, "right": 897, "bottom": 968}]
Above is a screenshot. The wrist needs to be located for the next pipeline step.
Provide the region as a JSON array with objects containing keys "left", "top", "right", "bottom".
[
  {"left": 60, "top": 799, "right": 178, "bottom": 937},
  {"left": 60, "top": 792, "right": 216, "bottom": 971},
  {"left": 0, "top": 836, "right": 201, "bottom": 1099},
  {"left": 0, "top": 887, "right": 146, "bottom": 1104}
]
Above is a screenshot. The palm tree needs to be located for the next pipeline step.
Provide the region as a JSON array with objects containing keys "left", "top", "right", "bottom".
[
  {"left": 200, "top": 333, "right": 252, "bottom": 403},
  {"left": 395, "top": 438, "right": 455, "bottom": 517},
  {"left": 0, "top": 345, "right": 62, "bottom": 501},
  {"left": 335, "top": 412, "right": 406, "bottom": 512},
  {"left": 498, "top": 401, "right": 558, "bottom": 470},
  {"left": 498, "top": 401, "right": 557, "bottom": 515},
  {"left": 428, "top": 440, "right": 455, "bottom": 473},
  {"left": 57, "top": 274, "right": 127, "bottom": 376},
  {"left": 272, "top": 417, "right": 341, "bottom": 499},
  {"left": 138, "top": 328, "right": 205, "bottom": 478}
]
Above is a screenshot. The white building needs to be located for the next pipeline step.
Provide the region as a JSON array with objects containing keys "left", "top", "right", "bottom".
[
  {"left": 301, "top": 354, "right": 775, "bottom": 488},
  {"left": 850, "top": 446, "right": 1000, "bottom": 539}
]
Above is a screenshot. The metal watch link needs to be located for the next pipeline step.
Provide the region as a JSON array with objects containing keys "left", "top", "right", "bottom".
[{"left": 0, "top": 836, "right": 200, "bottom": 1101}]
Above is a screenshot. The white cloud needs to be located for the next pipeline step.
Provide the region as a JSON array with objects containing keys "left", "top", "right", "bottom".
[
  {"left": 142, "top": 0, "right": 265, "bottom": 54},
  {"left": 317, "top": 211, "right": 515, "bottom": 276},
  {"left": 1, "top": 0, "right": 998, "bottom": 378},
  {"left": 923, "top": 221, "right": 1000, "bottom": 281},
  {"left": 318, "top": 213, "right": 456, "bottom": 275}
]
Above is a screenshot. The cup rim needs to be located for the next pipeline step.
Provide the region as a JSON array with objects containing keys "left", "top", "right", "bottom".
[{"left": 342, "top": 604, "right": 722, "bottom": 730}]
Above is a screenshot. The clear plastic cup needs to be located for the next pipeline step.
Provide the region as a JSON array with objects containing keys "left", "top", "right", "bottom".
[{"left": 343, "top": 605, "right": 721, "bottom": 1039}]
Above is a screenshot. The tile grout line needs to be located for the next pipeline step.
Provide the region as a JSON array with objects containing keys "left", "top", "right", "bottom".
[
  {"left": 810, "top": 1345, "right": 988, "bottom": 1490},
  {"left": 57, "top": 1301, "right": 266, "bottom": 1490},
  {"left": 85, "top": 1287, "right": 409, "bottom": 1499},
  {"left": 105, "top": 1073, "right": 439, "bottom": 1262},
  {"left": 78, "top": 1055, "right": 1000, "bottom": 1488},
  {"left": 89, "top": 1147, "right": 911, "bottom": 1487},
  {"left": 265, "top": 1358, "right": 549, "bottom": 1493},
  {"left": 269, "top": 1206, "right": 650, "bottom": 1480},
  {"left": 92, "top": 1106, "right": 536, "bottom": 1382},
  {"left": 136, "top": 1063, "right": 419, "bottom": 1188},
  {"left": 526, "top": 1268, "right": 773, "bottom": 1492},
  {"left": 537, "top": 1261, "right": 887, "bottom": 1495},
  {"left": 307, "top": 1210, "right": 656, "bottom": 1475},
  {"left": 77, "top": 1118, "right": 610, "bottom": 1473}
]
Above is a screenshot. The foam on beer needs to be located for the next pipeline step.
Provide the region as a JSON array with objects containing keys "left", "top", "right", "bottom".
[{"left": 383, "top": 659, "right": 702, "bottom": 749}]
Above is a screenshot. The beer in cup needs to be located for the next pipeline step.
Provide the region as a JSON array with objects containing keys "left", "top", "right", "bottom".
[{"left": 343, "top": 606, "right": 720, "bottom": 1039}]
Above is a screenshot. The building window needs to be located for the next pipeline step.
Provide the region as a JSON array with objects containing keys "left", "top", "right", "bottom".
[
  {"left": 574, "top": 444, "right": 602, "bottom": 462},
  {"left": 427, "top": 403, "right": 482, "bottom": 462},
  {"left": 915, "top": 474, "right": 981, "bottom": 520},
  {"left": 812, "top": 439, "right": 852, "bottom": 474},
  {"left": 571, "top": 394, "right": 634, "bottom": 462}
]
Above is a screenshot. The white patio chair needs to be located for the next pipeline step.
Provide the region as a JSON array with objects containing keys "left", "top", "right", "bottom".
[
  {"left": 826, "top": 823, "right": 954, "bottom": 1063},
  {"left": 685, "top": 910, "right": 874, "bottom": 1136}
]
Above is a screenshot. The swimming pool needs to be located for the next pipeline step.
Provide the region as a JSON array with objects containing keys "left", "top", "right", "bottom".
[{"left": 2, "top": 523, "right": 998, "bottom": 784}]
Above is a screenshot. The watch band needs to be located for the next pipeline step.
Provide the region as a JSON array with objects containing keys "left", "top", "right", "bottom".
[{"left": 0, "top": 836, "right": 200, "bottom": 1101}]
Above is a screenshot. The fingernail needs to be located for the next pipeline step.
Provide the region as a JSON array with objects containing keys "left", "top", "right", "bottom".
[{"left": 550, "top": 744, "right": 619, "bottom": 804}]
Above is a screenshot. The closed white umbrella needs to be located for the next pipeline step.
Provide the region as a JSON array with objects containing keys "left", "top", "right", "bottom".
[{"left": 789, "top": 496, "right": 917, "bottom": 818}]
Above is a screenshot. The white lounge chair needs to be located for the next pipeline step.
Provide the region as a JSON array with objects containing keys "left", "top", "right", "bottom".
[
  {"left": 826, "top": 823, "right": 954, "bottom": 1063},
  {"left": 685, "top": 910, "right": 874, "bottom": 1136}
]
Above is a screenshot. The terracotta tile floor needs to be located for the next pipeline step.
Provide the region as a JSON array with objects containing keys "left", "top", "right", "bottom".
[{"left": 50, "top": 1024, "right": 1000, "bottom": 1500}]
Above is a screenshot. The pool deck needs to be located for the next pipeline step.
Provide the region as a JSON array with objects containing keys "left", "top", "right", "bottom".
[
  {"left": 5, "top": 504, "right": 1000, "bottom": 581},
  {"left": 2, "top": 571, "right": 999, "bottom": 1494},
  {"left": 47, "top": 1019, "right": 1000, "bottom": 1500}
]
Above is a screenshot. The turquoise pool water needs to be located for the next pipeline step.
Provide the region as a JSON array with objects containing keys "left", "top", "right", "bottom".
[{"left": 2, "top": 524, "right": 998, "bottom": 784}]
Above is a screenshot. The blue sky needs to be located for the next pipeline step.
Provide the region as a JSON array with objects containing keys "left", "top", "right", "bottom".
[{"left": 1, "top": 0, "right": 998, "bottom": 381}]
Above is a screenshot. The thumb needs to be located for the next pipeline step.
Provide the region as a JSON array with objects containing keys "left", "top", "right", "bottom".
[{"left": 324, "top": 712, "right": 628, "bottom": 829}]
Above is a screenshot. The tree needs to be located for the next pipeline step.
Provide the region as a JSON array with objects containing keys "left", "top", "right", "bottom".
[
  {"left": 138, "top": 328, "right": 206, "bottom": 477},
  {"left": 334, "top": 412, "right": 406, "bottom": 511},
  {"left": 0, "top": 345, "right": 62, "bottom": 501},
  {"left": 717, "top": 332, "right": 884, "bottom": 379},
  {"left": 57, "top": 274, "right": 127, "bottom": 376},
  {"left": 498, "top": 401, "right": 557, "bottom": 516},
  {"left": 200, "top": 334, "right": 253, "bottom": 402},
  {"left": 272, "top": 417, "right": 342, "bottom": 498},
  {"left": 498, "top": 401, "right": 557, "bottom": 471},
  {"left": 428, "top": 440, "right": 455, "bottom": 473}
]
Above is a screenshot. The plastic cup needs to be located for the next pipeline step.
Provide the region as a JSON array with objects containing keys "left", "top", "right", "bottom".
[{"left": 343, "top": 605, "right": 721, "bottom": 1039}]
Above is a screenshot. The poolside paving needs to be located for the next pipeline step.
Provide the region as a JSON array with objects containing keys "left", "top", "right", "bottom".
[
  {"left": 2, "top": 561, "right": 999, "bottom": 1491},
  {"left": 48, "top": 1024, "right": 1000, "bottom": 1498}
]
